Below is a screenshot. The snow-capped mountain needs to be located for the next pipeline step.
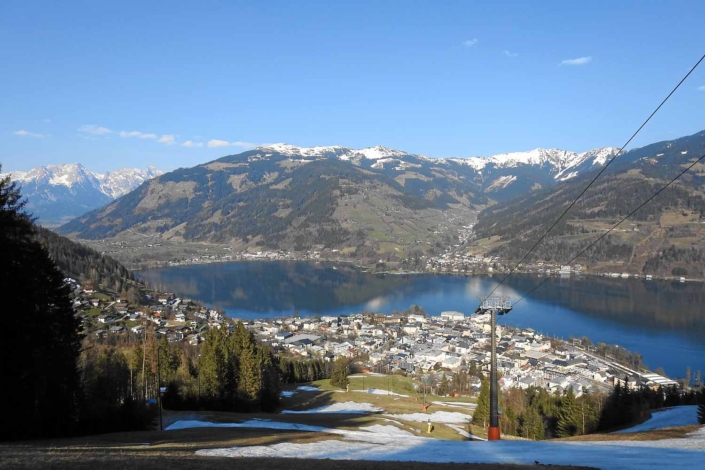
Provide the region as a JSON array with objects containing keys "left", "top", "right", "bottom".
[
  {"left": 255, "top": 143, "right": 620, "bottom": 200},
  {"left": 259, "top": 143, "right": 617, "bottom": 173},
  {"left": 257, "top": 144, "right": 425, "bottom": 162},
  {"left": 2, "top": 163, "right": 162, "bottom": 225},
  {"left": 95, "top": 166, "right": 163, "bottom": 199},
  {"left": 449, "top": 147, "right": 619, "bottom": 177}
]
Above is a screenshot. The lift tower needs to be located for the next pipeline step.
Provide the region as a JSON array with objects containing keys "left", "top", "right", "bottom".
[{"left": 475, "top": 295, "right": 512, "bottom": 441}]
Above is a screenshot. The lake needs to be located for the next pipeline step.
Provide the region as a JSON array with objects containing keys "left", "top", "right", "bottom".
[{"left": 137, "top": 261, "right": 705, "bottom": 378}]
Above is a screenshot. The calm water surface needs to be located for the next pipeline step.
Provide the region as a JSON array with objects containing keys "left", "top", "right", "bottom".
[{"left": 138, "top": 261, "right": 705, "bottom": 378}]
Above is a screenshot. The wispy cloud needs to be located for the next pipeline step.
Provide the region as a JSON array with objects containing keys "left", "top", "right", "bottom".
[
  {"left": 14, "top": 129, "right": 49, "bottom": 138},
  {"left": 207, "top": 139, "right": 255, "bottom": 149},
  {"left": 120, "top": 130, "right": 158, "bottom": 139},
  {"left": 231, "top": 141, "right": 256, "bottom": 149},
  {"left": 503, "top": 50, "right": 518, "bottom": 58},
  {"left": 78, "top": 124, "right": 112, "bottom": 135},
  {"left": 182, "top": 140, "right": 203, "bottom": 148},
  {"left": 207, "top": 139, "right": 231, "bottom": 148},
  {"left": 698, "top": 85, "right": 705, "bottom": 92},
  {"left": 157, "top": 134, "right": 176, "bottom": 145},
  {"left": 560, "top": 56, "right": 592, "bottom": 66},
  {"left": 462, "top": 39, "right": 478, "bottom": 48},
  {"left": 42, "top": 118, "right": 52, "bottom": 123}
]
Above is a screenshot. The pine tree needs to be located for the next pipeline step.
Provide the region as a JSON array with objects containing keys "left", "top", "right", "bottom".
[
  {"left": 698, "top": 389, "right": 705, "bottom": 425},
  {"left": 330, "top": 357, "right": 349, "bottom": 389},
  {"left": 556, "top": 388, "right": 580, "bottom": 437},
  {"left": 238, "top": 343, "right": 261, "bottom": 405},
  {"left": 1, "top": 170, "right": 82, "bottom": 439},
  {"left": 520, "top": 403, "right": 545, "bottom": 440},
  {"left": 257, "top": 347, "right": 280, "bottom": 412},
  {"left": 473, "top": 376, "right": 491, "bottom": 429}
]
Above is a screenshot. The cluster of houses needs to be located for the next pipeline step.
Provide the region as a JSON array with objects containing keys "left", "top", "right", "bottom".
[
  {"left": 244, "top": 309, "right": 677, "bottom": 396},
  {"left": 65, "top": 277, "right": 225, "bottom": 345}
]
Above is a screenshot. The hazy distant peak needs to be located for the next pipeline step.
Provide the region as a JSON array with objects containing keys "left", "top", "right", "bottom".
[{"left": 4, "top": 163, "right": 163, "bottom": 207}]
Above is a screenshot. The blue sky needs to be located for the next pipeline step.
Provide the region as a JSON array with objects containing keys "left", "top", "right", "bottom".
[{"left": 2, "top": 0, "right": 704, "bottom": 172}]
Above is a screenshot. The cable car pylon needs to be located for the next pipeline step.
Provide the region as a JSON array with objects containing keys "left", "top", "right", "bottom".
[{"left": 475, "top": 295, "right": 512, "bottom": 441}]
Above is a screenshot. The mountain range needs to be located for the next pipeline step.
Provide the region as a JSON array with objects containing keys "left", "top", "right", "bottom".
[
  {"left": 57, "top": 142, "right": 620, "bottom": 256},
  {"left": 39, "top": 129, "right": 705, "bottom": 274},
  {"left": 2, "top": 164, "right": 163, "bottom": 226}
]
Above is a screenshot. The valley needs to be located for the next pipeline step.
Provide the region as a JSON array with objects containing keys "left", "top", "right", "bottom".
[
  {"left": 53, "top": 130, "right": 705, "bottom": 279},
  {"left": 4, "top": 4, "right": 705, "bottom": 469}
]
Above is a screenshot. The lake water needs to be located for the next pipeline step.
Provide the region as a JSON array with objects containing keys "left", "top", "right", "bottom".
[{"left": 137, "top": 261, "right": 705, "bottom": 378}]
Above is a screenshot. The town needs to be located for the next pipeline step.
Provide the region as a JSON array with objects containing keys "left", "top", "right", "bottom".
[{"left": 68, "top": 276, "right": 683, "bottom": 399}]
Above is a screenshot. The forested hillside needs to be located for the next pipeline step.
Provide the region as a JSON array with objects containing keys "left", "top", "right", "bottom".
[{"left": 35, "top": 226, "right": 135, "bottom": 289}]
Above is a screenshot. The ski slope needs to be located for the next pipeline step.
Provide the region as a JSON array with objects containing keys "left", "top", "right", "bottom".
[{"left": 169, "top": 418, "right": 705, "bottom": 470}]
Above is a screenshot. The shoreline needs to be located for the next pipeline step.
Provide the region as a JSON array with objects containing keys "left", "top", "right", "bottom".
[{"left": 135, "top": 255, "right": 705, "bottom": 284}]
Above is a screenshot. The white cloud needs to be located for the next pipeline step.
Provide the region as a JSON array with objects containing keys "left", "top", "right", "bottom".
[
  {"left": 503, "top": 50, "right": 518, "bottom": 58},
  {"left": 560, "top": 56, "right": 592, "bottom": 66},
  {"left": 157, "top": 134, "right": 176, "bottom": 145},
  {"left": 78, "top": 124, "right": 112, "bottom": 135},
  {"left": 14, "top": 129, "right": 48, "bottom": 138},
  {"left": 231, "top": 141, "right": 256, "bottom": 149},
  {"left": 182, "top": 140, "right": 204, "bottom": 148},
  {"left": 120, "top": 130, "right": 158, "bottom": 139},
  {"left": 697, "top": 85, "right": 705, "bottom": 92},
  {"left": 42, "top": 118, "right": 52, "bottom": 123},
  {"left": 207, "top": 139, "right": 231, "bottom": 148},
  {"left": 207, "top": 139, "right": 256, "bottom": 149},
  {"left": 462, "top": 39, "right": 478, "bottom": 48}
]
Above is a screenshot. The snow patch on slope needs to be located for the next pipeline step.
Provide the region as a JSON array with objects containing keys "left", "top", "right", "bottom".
[
  {"left": 557, "top": 171, "right": 578, "bottom": 181},
  {"left": 281, "top": 401, "right": 382, "bottom": 414},
  {"left": 384, "top": 411, "right": 471, "bottom": 423},
  {"left": 615, "top": 406, "right": 698, "bottom": 433},
  {"left": 485, "top": 175, "right": 517, "bottom": 191}
]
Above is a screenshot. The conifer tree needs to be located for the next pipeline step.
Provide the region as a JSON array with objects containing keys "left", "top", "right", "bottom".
[
  {"left": 698, "top": 389, "right": 705, "bottom": 425},
  {"left": 473, "top": 376, "right": 491, "bottom": 429},
  {"left": 238, "top": 343, "right": 261, "bottom": 405},
  {"left": 330, "top": 357, "right": 349, "bottom": 389},
  {"left": 1, "top": 170, "right": 82, "bottom": 439},
  {"left": 557, "top": 388, "right": 580, "bottom": 437},
  {"left": 257, "top": 347, "right": 281, "bottom": 411},
  {"left": 520, "top": 403, "right": 545, "bottom": 440}
]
